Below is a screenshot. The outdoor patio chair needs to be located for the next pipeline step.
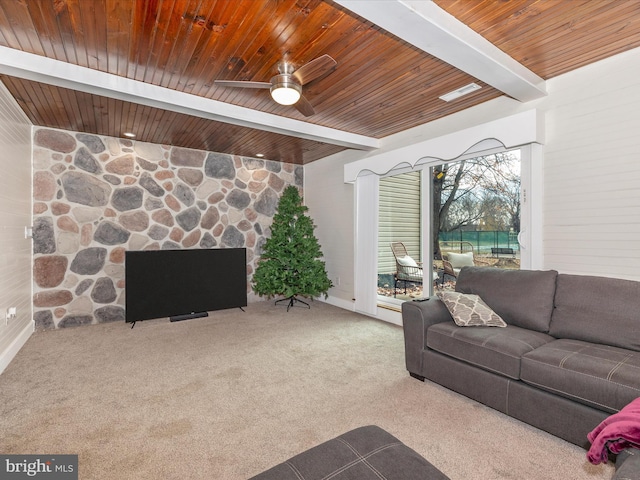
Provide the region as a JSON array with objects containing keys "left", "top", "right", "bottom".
[
  {"left": 440, "top": 241, "right": 476, "bottom": 283},
  {"left": 390, "top": 242, "right": 438, "bottom": 297}
]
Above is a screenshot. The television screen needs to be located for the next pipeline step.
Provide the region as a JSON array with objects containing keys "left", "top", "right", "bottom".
[{"left": 125, "top": 248, "right": 247, "bottom": 323}]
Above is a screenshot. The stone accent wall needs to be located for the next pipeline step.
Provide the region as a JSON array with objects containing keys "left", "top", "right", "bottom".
[{"left": 32, "top": 127, "right": 302, "bottom": 329}]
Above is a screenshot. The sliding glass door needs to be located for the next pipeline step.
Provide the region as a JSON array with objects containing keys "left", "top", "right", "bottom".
[{"left": 376, "top": 148, "right": 523, "bottom": 305}]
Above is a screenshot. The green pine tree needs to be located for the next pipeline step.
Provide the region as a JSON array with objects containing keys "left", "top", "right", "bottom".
[{"left": 252, "top": 186, "right": 332, "bottom": 309}]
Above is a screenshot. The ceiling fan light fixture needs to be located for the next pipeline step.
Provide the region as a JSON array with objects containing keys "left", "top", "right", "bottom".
[{"left": 270, "top": 75, "right": 302, "bottom": 105}]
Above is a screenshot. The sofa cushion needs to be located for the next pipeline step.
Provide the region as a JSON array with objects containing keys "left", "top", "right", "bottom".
[
  {"left": 549, "top": 274, "right": 640, "bottom": 352},
  {"left": 455, "top": 267, "right": 558, "bottom": 332},
  {"left": 427, "top": 322, "right": 555, "bottom": 379},
  {"left": 521, "top": 339, "right": 640, "bottom": 413},
  {"left": 436, "top": 291, "right": 506, "bottom": 327}
]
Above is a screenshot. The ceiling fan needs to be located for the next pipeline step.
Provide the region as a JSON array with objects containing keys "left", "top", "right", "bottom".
[{"left": 214, "top": 54, "right": 337, "bottom": 117}]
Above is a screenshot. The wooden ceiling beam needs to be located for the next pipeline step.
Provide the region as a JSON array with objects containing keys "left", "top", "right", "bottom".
[
  {"left": 334, "top": 0, "right": 547, "bottom": 102},
  {"left": 0, "top": 45, "right": 379, "bottom": 152}
]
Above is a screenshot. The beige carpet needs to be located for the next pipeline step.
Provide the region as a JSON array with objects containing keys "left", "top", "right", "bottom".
[{"left": 0, "top": 301, "right": 614, "bottom": 479}]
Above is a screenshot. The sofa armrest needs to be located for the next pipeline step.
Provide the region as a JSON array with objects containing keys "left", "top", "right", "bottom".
[
  {"left": 401, "top": 297, "right": 453, "bottom": 376},
  {"left": 614, "top": 448, "right": 640, "bottom": 480}
]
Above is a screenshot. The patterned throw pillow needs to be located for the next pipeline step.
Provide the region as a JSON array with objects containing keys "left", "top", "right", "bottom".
[{"left": 436, "top": 291, "right": 507, "bottom": 327}]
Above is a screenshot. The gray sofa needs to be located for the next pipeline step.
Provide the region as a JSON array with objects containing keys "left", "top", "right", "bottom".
[{"left": 402, "top": 267, "right": 640, "bottom": 462}]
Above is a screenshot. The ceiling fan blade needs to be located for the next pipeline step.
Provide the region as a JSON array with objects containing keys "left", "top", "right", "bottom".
[
  {"left": 292, "top": 54, "right": 337, "bottom": 85},
  {"left": 294, "top": 95, "right": 315, "bottom": 117},
  {"left": 214, "top": 80, "right": 271, "bottom": 89}
]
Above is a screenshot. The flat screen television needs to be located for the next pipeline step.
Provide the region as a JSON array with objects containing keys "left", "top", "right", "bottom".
[{"left": 125, "top": 248, "right": 247, "bottom": 324}]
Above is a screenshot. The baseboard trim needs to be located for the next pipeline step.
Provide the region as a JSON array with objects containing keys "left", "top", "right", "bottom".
[
  {"left": 0, "top": 320, "right": 34, "bottom": 375},
  {"left": 319, "top": 295, "right": 402, "bottom": 326},
  {"left": 317, "top": 295, "right": 355, "bottom": 311}
]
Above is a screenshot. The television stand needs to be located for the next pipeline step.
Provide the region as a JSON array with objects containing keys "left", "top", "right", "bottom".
[{"left": 170, "top": 312, "right": 209, "bottom": 322}]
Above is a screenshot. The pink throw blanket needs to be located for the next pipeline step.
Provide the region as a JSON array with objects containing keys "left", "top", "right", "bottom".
[{"left": 587, "top": 397, "right": 640, "bottom": 464}]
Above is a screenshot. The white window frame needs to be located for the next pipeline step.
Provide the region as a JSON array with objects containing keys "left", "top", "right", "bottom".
[{"left": 349, "top": 110, "right": 544, "bottom": 324}]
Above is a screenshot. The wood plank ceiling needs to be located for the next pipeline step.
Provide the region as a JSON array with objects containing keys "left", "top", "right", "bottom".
[{"left": 1, "top": 0, "right": 640, "bottom": 164}]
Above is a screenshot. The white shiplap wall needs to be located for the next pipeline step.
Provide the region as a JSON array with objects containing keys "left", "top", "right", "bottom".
[
  {"left": 0, "top": 80, "right": 33, "bottom": 374},
  {"left": 306, "top": 46, "right": 640, "bottom": 314},
  {"left": 542, "top": 47, "right": 640, "bottom": 279}
]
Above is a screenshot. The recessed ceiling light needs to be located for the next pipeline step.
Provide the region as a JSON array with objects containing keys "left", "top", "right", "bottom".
[
  {"left": 255, "top": 153, "right": 265, "bottom": 158},
  {"left": 123, "top": 132, "right": 136, "bottom": 138},
  {"left": 439, "top": 83, "right": 482, "bottom": 102}
]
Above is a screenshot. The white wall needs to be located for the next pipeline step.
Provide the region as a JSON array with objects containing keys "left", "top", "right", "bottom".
[
  {"left": 306, "top": 45, "right": 640, "bottom": 309},
  {"left": 540, "top": 48, "right": 640, "bottom": 278},
  {"left": 303, "top": 152, "right": 360, "bottom": 309},
  {"left": 0, "top": 80, "right": 33, "bottom": 374}
]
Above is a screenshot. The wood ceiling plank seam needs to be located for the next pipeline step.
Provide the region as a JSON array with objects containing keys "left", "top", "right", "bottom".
[
  {"left": 142, "top": 104, "right": 168, "bottom": 141},
  {"left": 186, "top": 0, "right": 269, "bottom": 98},
  {"left": 259, "top": 1, "right": 342, "bottom": 75},
  {"left": 312, "top": 49, "right": 441, "bottom": 118},
  {"left": 132, "top": 104, "right": 152, "bottom": 139},
  {"left": 120, "top": 100, "right": 138, "bottom": 137},
  {"left": 59, "top": 87, "right": 85, "bottom": 134},
  {"left": 306, "top": 42, "right": 435, "bottom": 121},
  {"left": 97, "top": 95, "right": 110, "bottom": 135},
  {"left": 542, "top": 41, "right": 640, "bottom": 80},
  {"left": 4, "top": 77, "right": 40, "bottom": 125},
  {"left": 365, "top": 91, "right": 503, "bottom": 138},
  {"left": 145, "top": 107, "right": 169, "bottom": 142},
  {"left": 154, "top": 104, "right": 179, "bottom": 138},
  {"left": 49, "top": 85, "right": 70, "bottom": 131},
  {"left": 233, "top": 0, "right": 306, "bottom": 82},
  {"left": 293, "top": 17, "right": 392, "bottom": 114},
  {"left": 76, "top": 90, "right": 97, "bottom": 135},
  {"left": 145, "top": 0, "right": 185, "bottom": 86},
  {"left": 128, "top": 0, "right": 150, "bottom": 80},
  {"left": 107, "top": 96, "right": 118, "bottom": 137},
  {"left": 157, "top": 0, "right": 219, "bottom": 89},
  {"left": 455, "top": 0, "right": 567, "bottom": 39},
  {"left": 23, "top": 1, "right": 61, "bottom": 59},
  {"left": 169, "top": 111, "right": 203, "bottom": 145},
  {"left": 333, "top": 76, "right": 489, "bottom": 135},
  {"left": 516, "top": 17, "right": 640, "bottom": 78},
  {"left": 131, "top": 0, "right": 165, "bottom": 82},
  {"left": 353, "top": 89, "right": 499, "bottom": 135},
  {"left": 75, "top": 0, "right": 104, "bottom": 71},
  {"left": 154, "top": 0, "right": 202, "bottom": 88},
  {"left": 172, "top": 114, "right": 207, "bottom": 145},
  {"left": 0, "top": 0, "right": 43, "bottom": 55},
  {"left": 35, "top": 83, "right": 61, "bottom": 127},
  {"left": 344, "top": 79, "right": 490, "bottom": 134},
  {"left": 94, "top": 0, "right": 110, "bottom": 73},
  {"left": 460, "top": 2, "right": 628, "bottom": 76},
  {"left": 291, "top": 31, "right": 406, "bottom": 118},
  {"left": 0, "top": 6, "right": 19, "bottom": 48},
  {"left": 52, "top": 0, "right": 81, "bottom": 66},
  {"left": 105, "top": 0, "right": 133, "bottom": 77},
  {"left": 25, "top": 82, "right": 51, "bottom": 127},
  {"left": 162, "top": 0, "right": 219, "bottom": 90},
  {"left": 499, "top": 1, "right": 635, "bottom": 50},
  {"left": 64, "top": 0, "right": 92, "bottom": 68},
  {"left": 263, "top": 4, "right": 340, "bottom": 73}
]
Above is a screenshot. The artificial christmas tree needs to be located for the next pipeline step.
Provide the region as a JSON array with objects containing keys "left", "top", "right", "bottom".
[{"left": 253, "top": 186, "right": 332, "bottom": 310}]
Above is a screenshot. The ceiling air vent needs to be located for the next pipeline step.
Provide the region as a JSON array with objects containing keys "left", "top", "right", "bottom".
[{"left": 439, "top": 83, "right": 481, "bottom": 102}]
